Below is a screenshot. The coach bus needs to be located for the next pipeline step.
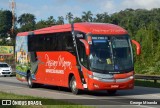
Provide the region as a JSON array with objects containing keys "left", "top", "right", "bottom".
[{"left": 15, "top": 23, "right": 141, "bottom": 95}]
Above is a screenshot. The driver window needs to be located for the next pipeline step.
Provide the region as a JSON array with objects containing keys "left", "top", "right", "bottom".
[{"left": 78, "top": 41, "right": 88, "bottom": 67}]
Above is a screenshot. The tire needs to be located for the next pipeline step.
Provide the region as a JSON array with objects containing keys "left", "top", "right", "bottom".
[
  {"left": 107, "top": 90, "right": 117, "bottom": 95},
  {"left": 27, "top": 73, "right": 35, "bottom": 88},
  {"left": 70, "top": 76, "right": 79, "bottom": 95}
]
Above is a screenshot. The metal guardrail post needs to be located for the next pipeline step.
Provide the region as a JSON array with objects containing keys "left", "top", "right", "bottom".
[{"left": 135, "top": 74, "right": 160, "bottom": 84}]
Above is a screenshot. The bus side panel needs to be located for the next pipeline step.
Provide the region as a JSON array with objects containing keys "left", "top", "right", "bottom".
[
  {"left": 15, "top": 36, "right": 30, "bottom": 81},
  {"left": 32, "top": 52, "right": 83, "bottom": 88}
]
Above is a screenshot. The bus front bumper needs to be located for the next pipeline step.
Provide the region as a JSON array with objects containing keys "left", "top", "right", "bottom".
[{"left": 87, "top": 77, "right": 134, "bottom": 91}]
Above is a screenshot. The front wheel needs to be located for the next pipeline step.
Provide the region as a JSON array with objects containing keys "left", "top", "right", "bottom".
[
  {"left": 70, "top": 76, "right": 79, "bottom": 95},
  {"left": 107, "top": 90, "right": 117, "bottom": 95},
  {"left": 27, "top": 73, "right": 35, "bottom": 88}
]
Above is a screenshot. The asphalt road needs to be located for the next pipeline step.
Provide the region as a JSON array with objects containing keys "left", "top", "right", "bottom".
[{"left": 0, "top": 76, "right": 160, "bottom": 108}]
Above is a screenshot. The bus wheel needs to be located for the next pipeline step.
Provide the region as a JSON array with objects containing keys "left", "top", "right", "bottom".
[
  {"left": 27, "top": 73, "right": 35, "bottom": 88},
  {"left": 70, "top": 76, "right": 79, "bottom": 95},
  {"left": 107, "top": 90, "right": 117, "bottom": 95}
]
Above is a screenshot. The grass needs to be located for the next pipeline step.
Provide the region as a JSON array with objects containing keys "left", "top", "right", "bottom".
[
  {"left": 0, "top": 91, "right": 92, "bottom": 108},
  {"left": 135, "top": 79, "right": 160, "bottom": 88}
]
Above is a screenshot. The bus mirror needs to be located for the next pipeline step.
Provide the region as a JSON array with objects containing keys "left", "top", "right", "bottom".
[
  {"left": 131, "top": 40, "right": 141, "bottom": 55},
  {"left": 87, "top": 36, "right": 92, "bottom": 44},
  {"left": 80, "top": 39, "right": 90, "bottom": 56}
]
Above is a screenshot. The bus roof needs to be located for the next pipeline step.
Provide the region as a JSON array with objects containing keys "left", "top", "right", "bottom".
[{"left": 17, "top": 23, "right": 128, "bottom": 36}]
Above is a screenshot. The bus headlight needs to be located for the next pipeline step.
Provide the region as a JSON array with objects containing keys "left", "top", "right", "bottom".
[
  {"left": 93, "top": 76, "right": 100, "bottom": 80},
  {"left": 129, "top": 75, "right": 134, "bottom": 79},
  {"left": 88, "top": 74, "right": 100, "bottom": 80}
]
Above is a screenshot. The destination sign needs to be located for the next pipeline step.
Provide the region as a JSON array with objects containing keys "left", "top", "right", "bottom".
[
  {"left": 92, "top": 36, "right": 108, "bottom": 40},
  {"left": 113, "top": 39, "right": 129, "bottom": 48}
]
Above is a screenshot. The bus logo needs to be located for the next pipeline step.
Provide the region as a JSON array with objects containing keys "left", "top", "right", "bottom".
[{"left": 45, "top": 54, "right": 72, "bottom": 70}]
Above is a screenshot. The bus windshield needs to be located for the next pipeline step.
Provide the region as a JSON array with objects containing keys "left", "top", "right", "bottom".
[{"left": 89, "top": 35, "right": 133, "bottom": 73}]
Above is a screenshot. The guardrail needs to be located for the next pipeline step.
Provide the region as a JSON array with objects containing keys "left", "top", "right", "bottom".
[{"left": 135, "top": 74, "right": 160, "bottom": 83}]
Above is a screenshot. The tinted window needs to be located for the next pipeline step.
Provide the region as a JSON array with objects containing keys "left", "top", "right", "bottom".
[
  {"left": 0, "top": 64, "right": 9, "bottom": 67},
  {"left": 77, "top": 40, "right": 88, "bottom": 67},
  {"left": 28, "top": 32, "right": 74, "bottom": 53}
]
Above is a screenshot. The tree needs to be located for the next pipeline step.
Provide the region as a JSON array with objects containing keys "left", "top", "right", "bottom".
[
  {"left": 18, "top": 13, "right": 36, "bottom": 26},
  {"left": 73, "top": 17, "right": 82, "bottom": 23},
  {"left": 35, "top": 16, "right": 56, "bottom": 29},
  {"left": 17, "top": 13, "right": 36, "bottom": 32},
  {"left": 56, "top": 16, "right": 64, "bottom": 25},
  {"left": 66, "top": 12, "right": 73, "bottom": 24},
  {"left": 82, "top": 11, "right": 93, "bottom": 22},
  {"left": 35, "top": 20, "right": 46, "bottom": 29},
  {"left": 46, "top": 16, "right": 56, "bottom": 26},
  {"left": 93, "top": 13, "right": 104, "bottom": 22},
  {"left": 93, "top": 12, "right": 110, "bottom": 23},
  {"left": 0, "top": 10, "right": 12, "bottom": 38}
]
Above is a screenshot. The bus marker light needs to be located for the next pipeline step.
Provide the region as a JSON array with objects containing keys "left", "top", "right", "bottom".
[
  {"left": 93, "top": 84, "right": 99, "bottom": 88},
  {"left": 83, "top": 84, "right": 87, "bottom": 88},
  {"left": 111, "top": 85, "right": 119, "bottom": 88}
]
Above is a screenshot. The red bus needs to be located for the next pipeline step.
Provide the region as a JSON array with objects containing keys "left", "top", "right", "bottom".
[{"left": 15, "top": 23, "right": 140, "bottom": 95}]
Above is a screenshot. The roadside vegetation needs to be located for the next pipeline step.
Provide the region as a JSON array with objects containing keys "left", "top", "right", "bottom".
[
  {"left": 1, "top": 8, "right": 160, "bottom": 75},
  {"left": 0, "top": 91, "right": 91, "bottom": 108},
  {"left": 135, "top": 80, "right": 160, "bottom": 88}
]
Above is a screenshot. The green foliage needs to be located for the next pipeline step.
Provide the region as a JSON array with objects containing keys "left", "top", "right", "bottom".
[
  {"left": 0, "top": 91, "right": 91, "bottom": 108},
  {"left": 1, "top": 8, "right": 160, "bottom": 75},
  {"left": 0, "top": 10, "right": 12, "bottom": 37},
  {"left": 66, "top": 12, "right": 73, "bottom": 24},
  {"left": 35, "top": 16, "right": 56, "bottom": 29},
  {"left": 17, "top": 13, "right": 36, "bottom": 32},
  {"left": 114, "top": 8, "right": 160, "bottom": 75},
  {"left": 135, "top": 79, "right": 160, "bottom": 88},
  {"left": 82, "top": 11, "right": 93, "bottom": 22},
  {"left": 73, "top": 17, "right": 82, "bottom": 23},
  {"left": 56, "top": 16, "right": 64, "bottom": 25}
]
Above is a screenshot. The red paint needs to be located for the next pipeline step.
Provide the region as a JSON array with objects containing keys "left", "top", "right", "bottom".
[
  {"left": 114, "top": 71, "right": 134, "bottom": 79},
  {"left": 80, "top": 39, "right": 90, "bottom": 55},
  {"left": 16, "top": 23, "right": 140, "bottom": 92},
  {"left": 88, "top": 78, "right": 134, "bottom": 90},
  {"left": 17, "top": 32, "right": 30, "bottom": 36},
  {"left": 131, "top": 39, "right": 141, "bottom": 55},
  {"left": 17, "top": 23, "right": 128, "bottom": 36}
]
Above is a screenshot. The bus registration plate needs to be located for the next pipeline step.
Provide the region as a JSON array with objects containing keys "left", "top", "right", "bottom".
[{"left": 111, "top": 85, "right": 119, "bottom": 88}]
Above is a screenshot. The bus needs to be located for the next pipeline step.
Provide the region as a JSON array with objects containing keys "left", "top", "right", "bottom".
[{"left": 15, "top": 23, "right": 141, "bottom": 95}]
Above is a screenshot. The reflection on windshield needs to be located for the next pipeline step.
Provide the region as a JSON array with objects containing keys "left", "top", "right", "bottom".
[
  {"left": 0, "top": 64, "right": 9, "bottom": 67},
  {"left": 89, "top": 35, "right": 133, "bottom": 72},
  {"left": 112, "top": 37, "right": 133, "bottom": 71},
  {"left": 89, "top": 39, "right": 114, "bottom": 71}
]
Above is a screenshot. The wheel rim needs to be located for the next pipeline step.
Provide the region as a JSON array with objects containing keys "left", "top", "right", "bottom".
[
  {"left": 71, "top": 79, "right": 77, "bottom": 91},
  {"left": 28, "top": 76, "right": 32, "bottom": 86}
]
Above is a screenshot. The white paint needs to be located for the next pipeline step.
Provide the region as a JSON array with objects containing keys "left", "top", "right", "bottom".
[{"left": 45, "top": 54, "right": 72, "bottom": 70}]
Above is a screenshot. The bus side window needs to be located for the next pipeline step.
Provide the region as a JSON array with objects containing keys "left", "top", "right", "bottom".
[
  {"left": 66, "top": 33, "right": 74, "bottom": 51},
  {"left": 57, "top": 33, "right": 63, "bottom": 51},
  {"left": 57, "top": 32, "right": 75, "bottom": 54},
  {"left": 28, "top": 35, "right": 36, "bottom": 51},
  {"left": 38, "top": 35, "right": 45, "bottom": 51},
  {"left": 30, "top": 52, "right": 37, "bottom": 62},
  {"left": 45, "top": 36, "right": 52, "bottom": 51},
  {"left": 78, "top": 41, "right": 88, "bottom": 67},
  {"left": 41, "top": 34, "right": 57, "bottom": 51},
  {"left": 51, "top": 35, "right": 57, "bottom": 51},
  {"left": 63, "top": 32, "right": 75, "bottom": 53}
]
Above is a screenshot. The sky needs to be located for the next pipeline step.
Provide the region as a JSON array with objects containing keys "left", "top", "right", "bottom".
[{"left": 1, "top": 0, "right": 160, "bottom": 23}]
